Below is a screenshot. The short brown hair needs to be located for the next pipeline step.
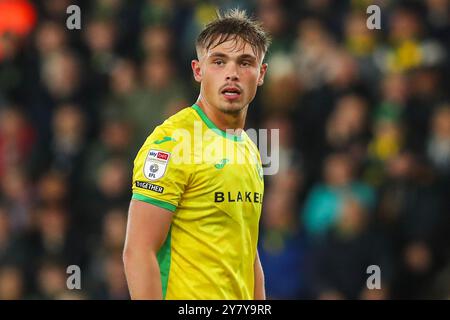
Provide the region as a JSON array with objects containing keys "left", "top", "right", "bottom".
[{"left": 196, "top": 9, "right": 271, "bottom": 60}]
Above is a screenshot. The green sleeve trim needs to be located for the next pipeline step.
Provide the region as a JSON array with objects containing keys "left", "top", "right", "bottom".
[
  {"left": 192, "top": 104, "right": 244, "bottom": 142},
  {"left": 157, "top": 226, "right": 172, "bottom": 300},
  {"left": 132, "top": 193, "right": 177, "bottom": 212}
]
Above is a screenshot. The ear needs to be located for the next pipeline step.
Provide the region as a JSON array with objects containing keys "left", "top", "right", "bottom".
[
  {"left": 191, "top": 59, "right": 202, "bottom": 83},
  {"left": 257, "top": 63, "right": 268, "bottom": 86}
]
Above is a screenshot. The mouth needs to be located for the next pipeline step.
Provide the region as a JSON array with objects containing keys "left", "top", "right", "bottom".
[{"left": 221, "top": 86, "right": 241, "bottom": 100}]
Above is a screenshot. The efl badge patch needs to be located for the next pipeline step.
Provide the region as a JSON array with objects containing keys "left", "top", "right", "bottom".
[{"left": 144, "top": 149, "right": 170, "bottom": 181}]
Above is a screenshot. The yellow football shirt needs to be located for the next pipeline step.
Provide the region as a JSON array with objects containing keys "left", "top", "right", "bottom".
[{"left": 131, "top": 104, "right": 264, "bottom": 300}]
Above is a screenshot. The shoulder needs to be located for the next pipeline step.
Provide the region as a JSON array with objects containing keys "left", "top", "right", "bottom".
[
  {"left": 160, "top": 106, "right": 198, "bottom": 132},
  {"left": 136, "top": 106, "right": 198, "bottom": 167},
  {"left": 245, "top": 133, "right": 259, "bottom": 151},
  {"left": 142, "top": 106, "right": 197, "bottom": 146}
]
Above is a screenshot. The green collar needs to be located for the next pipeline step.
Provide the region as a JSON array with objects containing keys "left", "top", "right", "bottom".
[{"left": 192, "top": 104, "right": 244, "bottom": 142}]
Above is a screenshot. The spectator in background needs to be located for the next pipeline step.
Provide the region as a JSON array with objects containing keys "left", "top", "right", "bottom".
[
  {"left": 23, "top": 19, "right": 68, "bottom": 132},
  {"left": 292, "top": 29, "right": 370, "bottom": 179},
  {"left": 261, "top": 116, "right": 303, "bottom": 176},
  {"left": 140, "top": 0, "right": 175, "bottom": 28},
  {"left": 0, "top": 106, "right": 35, "bottom": 178},
  {"left": 0, "top": 166, "right": 34, "bottom": 232},
  {"left": 259, "top": 54, "right": 301, "bottom": 117},
  {"left": 256, "top": 0, "right": 293, "bottom": 56},
  {"left": 83, "top": 13, "right": 119, "bottom": 94},
  {"left": 344, "top": 10, "right": 379, "bottom": 59},
  {"left": 140, "top": 24, "right": 174, "bottom": 59},
  {"left": 27, "top": 48, "right": 87, "bottom": 146},
  {"left": 176, "top": 1, "right": 219, "bottom": 65},
  {"left": 100, "top": 57, "right": 152, "bottom": 150},
  {"left": 35, "top": 20, "right": 68, "bottom": 56},
  {"left": 259, "top": 167, "right": 307, "bottom": 299},
  {"left": 302, "top": 153, "right": 375, "bottom": 239},
  {"left": 365, "top": 73, "right": 410, "bottom": 185},
  {"left": 343, "top": 10, "right": 382, "bottom": 94},
  {"left": 324, "top": 94, "right": 369, "bottom": 162},
  {"left": 96, "top": 252, "right": 129, "bottom": 299},
  {"left": 426, "top": 104, "right": 450, "bottom": 270},
  {"left": 258, "top": 116, "right": 307, "bottom": 299},
  {"left": 425, "top": 0, "right": 450, "bottom": 40},
  {"left": 426, "top": 104, "right": 450, "bottom": 177},
  {"left": 0, "top": 205, "right": 28, "bottom": 267},
  {"left": 41, "top": 50, "right": 84, "bottom": 104},
  {"left": 372, "top": 72, "right": 408, "bottom": 126},
  {"left": 101, "top": 208, "right": 127, "bottom": 253},
  {"left": 365, "top": 116, "right": 404, "bottom": 187},
  {"left": 374, "top": 4, "right": 445, "bottom": 74},
  {"left": 80, "top": 157, "right": 131, "bottom": 239},
  {"left": 30, "top": 103, "right": 87, "bottom": 191},
  {"left": 293, "top": 18, "right": 336, "bottom": 91},
  {"left": 50, "top": 104, "right": 87, "bottom": 175},
  {"left": 33, "top": 258, "right": 70, "bottom": 299},
  {"left": 405, "top": 67, "right": 445, "bottom": 153},
  {"left": 376, "top": 152, "right": 447, "bottom": 298},
  {"left": 0, "top": 0, "right": 37, "bottom": 99},
  {"left": 25, "top": 203, "right": 87, "bottom": 281},
  {"left": 100, "top": 58, "right": 140, "bottom": 118},
  {"left": 87, "top": 208, "right": 128, "bottom": 299},
  {"left": 136, "top": 55, "right": 189, "bottom": 139},
  {"left": 82, "top": 116, "right": 134, "bottom": 192},
  {"left": 91, "top": 157, "right": 130, "bottom": 209},
  {"left": 325, "top": 48, "right": 365, "bottom": 95},
  {"left": 429, "top": 254, "right": 450, "bottom": 299},
  {"left": 37, "top": 0, "right": 72, "bottom": 22},
  {"left": 102, "top": 55, "right": 189, "bottom": 149},
  {"left": 35, "top": 170, "right": 68, "bottom": 206},
  {"left": 308, "top": 197, "right": 393, "bottom": 300},
  {"left": 0, "top": 265, "right": 25, "bottom": 300},
  {"left": 0, "top": 30, "right": 24, "bottom": 102}
]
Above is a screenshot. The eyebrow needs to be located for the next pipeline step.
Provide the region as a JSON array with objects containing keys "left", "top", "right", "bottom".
[{"left": 208, "top": 52, "right": 258, "bottom": 61}]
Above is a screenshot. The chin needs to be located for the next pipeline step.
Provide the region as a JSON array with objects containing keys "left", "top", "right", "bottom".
[
  {"left": 219, "top": 101, "right": 246, "bottom": 114},
  {"left": 220, "top": 106, "right": 244, "bottom": 114}
]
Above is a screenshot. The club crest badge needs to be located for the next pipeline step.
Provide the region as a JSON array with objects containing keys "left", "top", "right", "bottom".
[{"left": 144, "top": 149, "right": 170, "bottom": 181}]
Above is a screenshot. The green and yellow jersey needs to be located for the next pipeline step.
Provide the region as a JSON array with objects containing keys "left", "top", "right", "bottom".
[{"left": 131, "top": 104, "right": 264, "bottom": 300}]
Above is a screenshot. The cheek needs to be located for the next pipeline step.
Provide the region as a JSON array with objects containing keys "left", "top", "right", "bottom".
[
  {"left": 243, "top": 68, "right": 260, "bottom": 82},
  {"left": 201, "top": 72, "right": 221, "bottom": 97},
  {"left": 242, "top": 71, "right": 260, "bottom": 92},
  {"left": 247, "top": 84, "right": 258, "bottom": 100},
  {"left": 202, "top": 73, "right": 215, "bottom": 88}
]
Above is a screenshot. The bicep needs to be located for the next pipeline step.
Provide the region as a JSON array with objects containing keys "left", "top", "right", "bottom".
[{"left": 124, "top": 199, "right": 173, "bottom": 253}]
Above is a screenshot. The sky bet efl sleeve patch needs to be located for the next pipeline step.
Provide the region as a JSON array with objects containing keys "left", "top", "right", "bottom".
[
  {"left": 131, "top": 123, "right": 192, "bottom": 212},
  {"left": 143, "top": 149, "right": 171, "bottom": 181}
]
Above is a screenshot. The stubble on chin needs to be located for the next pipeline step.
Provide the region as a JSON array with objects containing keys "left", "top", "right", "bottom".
[{"left": 217, "top": 102, "right": 247, "bottom": 115}]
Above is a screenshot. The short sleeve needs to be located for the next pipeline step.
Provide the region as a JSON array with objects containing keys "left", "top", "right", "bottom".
[{"left": 131, "top": 126, "right": 191, "bottom": 212}]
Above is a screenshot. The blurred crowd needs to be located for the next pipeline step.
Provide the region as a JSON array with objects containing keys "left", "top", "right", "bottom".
[{"left": 0, "top": 0, "right": 449, "bottom": 299}]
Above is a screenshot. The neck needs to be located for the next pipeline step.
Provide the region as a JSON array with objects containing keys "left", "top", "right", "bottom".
[{"left": 195, "top": 97, "right": 247, "bottom": 134}]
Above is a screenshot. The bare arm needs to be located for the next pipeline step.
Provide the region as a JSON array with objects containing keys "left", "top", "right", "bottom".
[
  {"left": 254, "top": 250, "right": 266, "bottom": 300},
  {"left": 123, "top": 199, "right": 173, "bottom": 299}
]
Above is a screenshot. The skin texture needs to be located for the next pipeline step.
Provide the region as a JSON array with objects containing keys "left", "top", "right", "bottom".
[
  {"left": 254, "top": 250, "right": 266, "bottom": 300},
  {"left": 123, "top": 200, "right": 173, "bottom": 299},
  {"left": 123, "top": 37, "right": 268, "bottom": 300}
]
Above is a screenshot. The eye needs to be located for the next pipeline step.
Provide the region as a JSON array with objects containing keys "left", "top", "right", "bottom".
[
  {"left": 214, "top": 59, "right": 224, "bottom": 66},
  {"left": 241, "top": 61, "right": 251, "bottom": 67}
]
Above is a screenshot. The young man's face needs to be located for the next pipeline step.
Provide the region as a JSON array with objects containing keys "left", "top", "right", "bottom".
[{"left": 192, "top": 37, "right": 268, "bottom": 114}]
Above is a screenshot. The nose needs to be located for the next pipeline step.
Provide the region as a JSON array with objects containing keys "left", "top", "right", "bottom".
[{"left": 225, "top": 62, "right": 239, "bottom": 81}]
